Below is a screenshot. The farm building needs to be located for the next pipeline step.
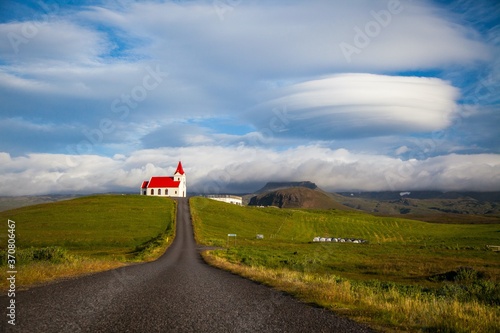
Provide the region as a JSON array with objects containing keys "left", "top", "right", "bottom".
[
  {"left": 140, "top": 161, "right": 187, "bottom": 198},
  {"left": 206, "top": 195, "right": 242, "bottom": 205}
]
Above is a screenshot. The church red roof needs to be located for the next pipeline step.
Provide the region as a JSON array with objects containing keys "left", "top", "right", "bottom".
[
  {"left": 141, "top": 181, "right": 149, "bottom": 189},
  {"left": 147, "top": 176, "right": 180, "bottom": 188},
  {"left": 174, "top": 161, "right": 185, "bottom": 175}
]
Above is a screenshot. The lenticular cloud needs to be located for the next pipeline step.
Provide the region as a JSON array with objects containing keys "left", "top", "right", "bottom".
[{"left": 256, "top": 73, "right": 460, "bottom": 139}]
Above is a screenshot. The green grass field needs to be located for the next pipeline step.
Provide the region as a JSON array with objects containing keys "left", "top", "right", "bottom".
[
  {"left": 0, "top": 195, "right": 175, "bottom": 288},
  {"left": 191, "top": 197, "right": 500, "bottom": 332},
  {"left": 191, "top": 197, "right": 499, "bottom": 282}
]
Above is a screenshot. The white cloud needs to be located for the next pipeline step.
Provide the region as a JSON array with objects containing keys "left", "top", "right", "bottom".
[
  {"left": 0, "top": 20, "right": 108, "bottom": 65},
  {"left": 251, "top": 74, "right": 460, "bottom": 139},
  {"left": 337, "top": 1, "right": 491, "bottom": 69},
  {"left": 395, "top": 146, "right": 410, "bottom": 155},
  {"left": 0, "top": 69, "right": 52, "bottom": 93},
  {"left": 1, "top": 148, "right": 499, "bottom": 196},
  {"left": 89, "top": 1, "right": 490, "bottom": 73}
]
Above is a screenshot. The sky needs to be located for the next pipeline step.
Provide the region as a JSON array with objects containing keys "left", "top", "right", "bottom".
[{"left": 0, "top": 0, "right": 499, "bottom": 195}]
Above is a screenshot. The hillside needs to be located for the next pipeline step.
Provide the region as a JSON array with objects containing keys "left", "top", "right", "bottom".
[
  {"left": 338, "top": 191, "right": 500, "bottom": 202},
  {"left": 190, "top": 197, "right": 500, "bottom": 333},
  {"left": 0, "top": 195, "right": 176, "bottom": 289},
  {"left": 337, "top": 192, "right": 500, "bottom": 223},
  {"left": 0, "top": 195, "right": 174, "bottom": 256},
  {"left": 248, "top": 186, "right": 351, "bottom": 210}
]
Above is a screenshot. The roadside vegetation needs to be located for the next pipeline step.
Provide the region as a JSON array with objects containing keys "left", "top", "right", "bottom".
[
  {"left": 0, "top": 195, "right": 175, "bottom": 290},
  {"left": 190, "top": 197, "right": 500, "bottom": 332}
]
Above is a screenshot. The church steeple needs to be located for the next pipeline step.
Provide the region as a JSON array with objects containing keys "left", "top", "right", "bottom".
[
  {"left": 174, "top": 161, "right": 186, "bottom": 197},
  {"left": 174, "top": 161, "right": 185, "bottom": 175}
]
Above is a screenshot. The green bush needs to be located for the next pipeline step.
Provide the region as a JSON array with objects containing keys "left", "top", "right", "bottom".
[
  {"left": 435, "top": 268, "right": 500, "bottom": 306},
  {"left": 0, "top": 246, "right": 72, "bottom": 265}
]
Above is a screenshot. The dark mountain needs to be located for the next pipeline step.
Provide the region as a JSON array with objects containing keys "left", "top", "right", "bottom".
[
  {"left": 248, "top": 186, "right": 352, "bottom": 210},
  {"left": 254, "top": 181, "right": 318, "bottom": 194}
]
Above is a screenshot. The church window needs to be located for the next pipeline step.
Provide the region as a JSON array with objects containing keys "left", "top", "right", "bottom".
[{"left": 158, "top": 189, "right": 161, "bottom": 195}]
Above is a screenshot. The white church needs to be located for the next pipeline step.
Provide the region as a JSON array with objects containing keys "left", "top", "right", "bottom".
[{"left": 140, "top": 161, "right": 187, "bottom": 198}]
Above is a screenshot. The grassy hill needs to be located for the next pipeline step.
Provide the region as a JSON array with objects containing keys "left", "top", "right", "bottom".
[
  {"left": 194, "top": 197, "right": 499, "bottom": 249},
  {"left": 0, "top": 195, "right": 175, "bottom": 289},
  {"left": 191, "top": 197, "right": 500, "bottom": 332}
]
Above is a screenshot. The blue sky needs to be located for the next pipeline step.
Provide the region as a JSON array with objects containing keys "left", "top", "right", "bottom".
[{"left": 0, "top": 0, "right": 499, "bottom": 195}]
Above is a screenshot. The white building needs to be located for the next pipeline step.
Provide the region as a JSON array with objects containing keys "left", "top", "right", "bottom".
[
  {"left": 140, "top": 161, "right": 187, "bottom": 198},
  {"left": 206, "top": 195, "right": 242, "bottom": 205}
]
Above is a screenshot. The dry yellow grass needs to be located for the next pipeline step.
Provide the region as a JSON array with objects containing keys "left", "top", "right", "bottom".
[
  {"left": 0, "top": 234, "right": 174, "bottom": 291},
  {"left": 0, "top": 259, "right": 125, "bottom": 290},
  {"left": 202, "top": 251, "right": 500, "bottom": 333}
]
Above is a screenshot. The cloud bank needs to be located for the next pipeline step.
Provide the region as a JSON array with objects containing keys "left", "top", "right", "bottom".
[{"left": 1, "top": 147, "right": 499, "bottom": 196}]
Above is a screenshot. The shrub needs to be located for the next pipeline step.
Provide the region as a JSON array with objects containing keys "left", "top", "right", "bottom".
[
  {"left": 0, "top": 246, "right": 72, "bottom": 265},
  {"left": 435, "top": 268, "right": 500, "bottom": 306}
]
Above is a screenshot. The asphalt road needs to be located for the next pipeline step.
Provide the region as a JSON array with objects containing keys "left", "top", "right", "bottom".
[{"left": 2, "top": 198, "right": 373, "bottom": 332}]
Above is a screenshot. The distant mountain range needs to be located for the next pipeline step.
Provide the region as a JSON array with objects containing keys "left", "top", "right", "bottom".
[
  {"left": 246, "top": 182, "right": 500, "bottom": 223},
  {"left": 0, "top": 194, "right": 81, "bottom": 212},
  {"left": 338, "top": 191, "right": 500, "bottom": 202}
]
